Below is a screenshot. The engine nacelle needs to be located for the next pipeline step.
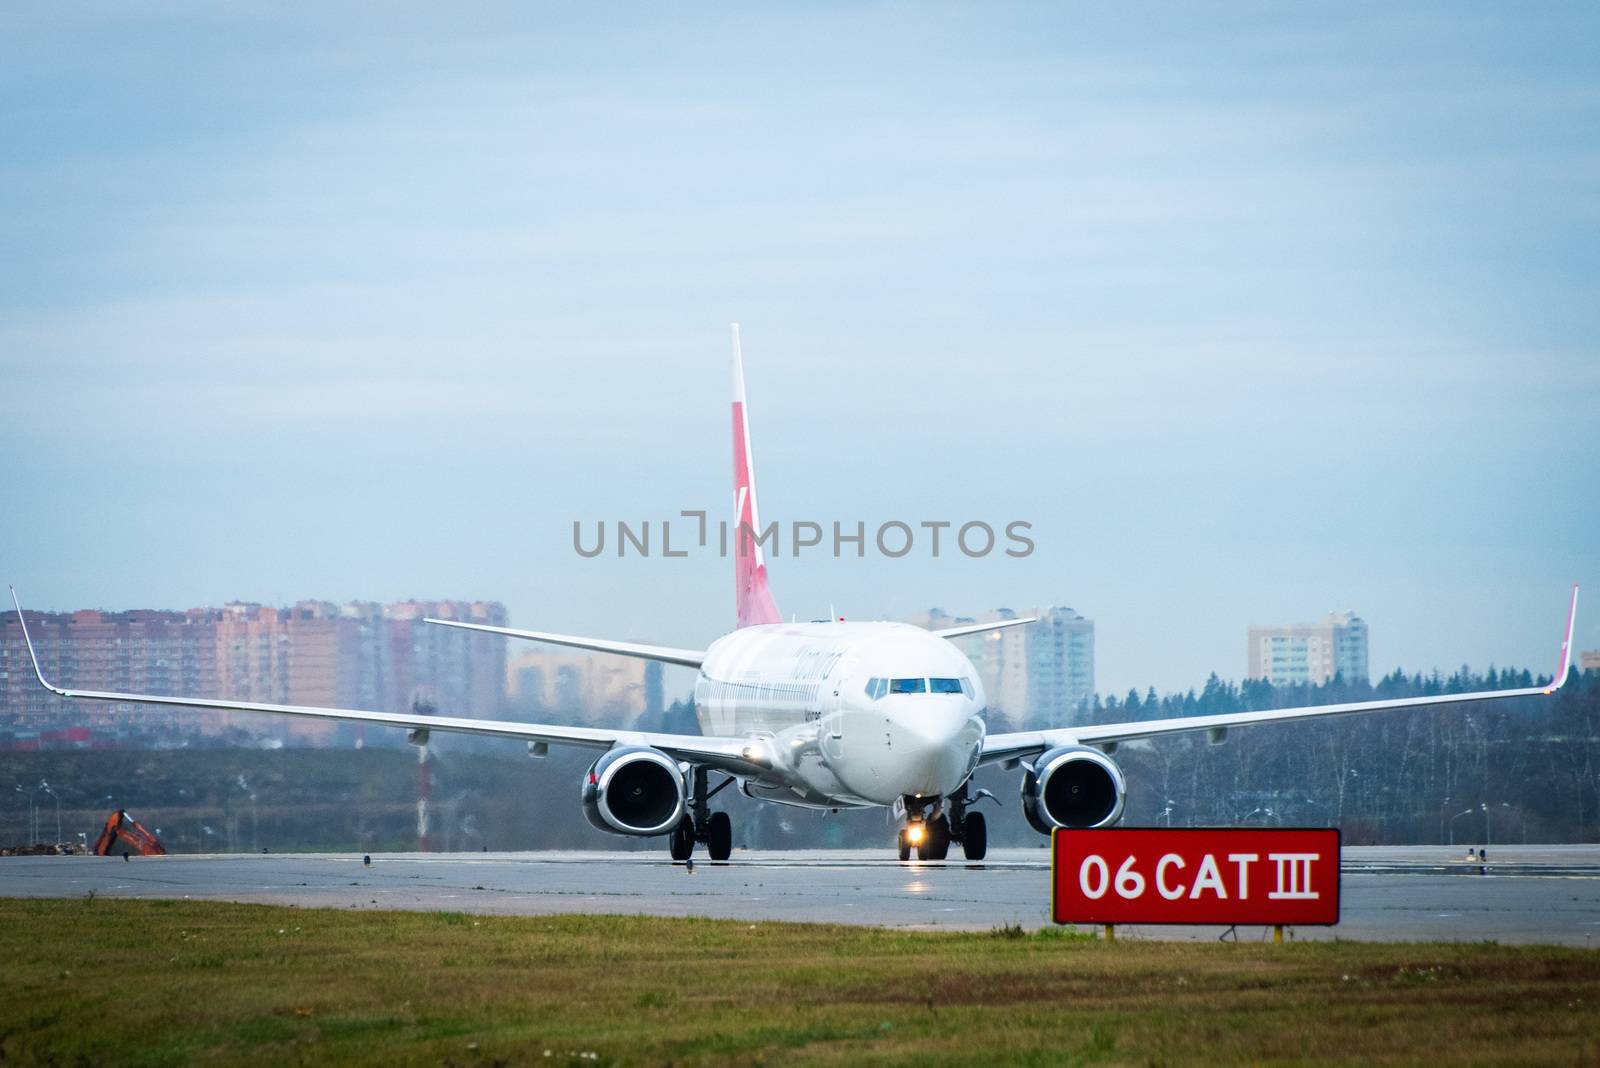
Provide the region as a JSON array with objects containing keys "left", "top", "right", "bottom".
[
  {"left": 1021, "top": 745, "right": 1126, "bottom": 834},
  {"left": 581, "top": 746, "right": 686, "bottom": 836}
]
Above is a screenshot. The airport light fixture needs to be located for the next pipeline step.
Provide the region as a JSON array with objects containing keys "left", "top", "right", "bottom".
[
  {"left": 15, "top": 783, "right": 39, "bottom": 844},
  {"left": 16, "top": 780, "right": 49, "bottom": 844},
  {"left": 1483, "top": 801, "right": 1513, "bottom": 849},
  {"left": 39, "top": 780, "right": 60, "bottom": 845}
]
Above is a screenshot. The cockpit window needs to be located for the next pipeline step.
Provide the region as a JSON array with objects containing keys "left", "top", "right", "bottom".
[{"left": 871, "top": 677, "right": 974, "bottom": 697}]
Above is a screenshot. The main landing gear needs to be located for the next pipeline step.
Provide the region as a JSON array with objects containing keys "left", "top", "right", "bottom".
[
  {"left": 897, "top": 784, "right": 992, "bottom": 862},
  {"left": 670, "top": 766, "right": 734, "bottom": 862}
]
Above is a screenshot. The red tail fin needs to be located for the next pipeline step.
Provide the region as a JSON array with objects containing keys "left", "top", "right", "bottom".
[{"left": 731, "top": 324, "right": 782, "bottom": 628}]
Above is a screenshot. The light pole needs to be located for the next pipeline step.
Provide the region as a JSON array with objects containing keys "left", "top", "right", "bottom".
[
  {"left": 1449, "top": 807, "right": 1476, "bottom": 846},
  {"left": 15, "top": 783, "right": 38, "bottom": 844},
  {"left": 1483, "top": 802, "right": 1512, "bottom": 851},
  {"left": 226, "top": 775, "right": 256, "bottom": 854},
  {"left": 39, "top": 781, "right": 60, "bottom": 845}
]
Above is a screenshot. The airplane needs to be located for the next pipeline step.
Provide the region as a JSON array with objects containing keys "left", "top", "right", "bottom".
[{"left": 7, "top": 324, "right": 1581, "bottom": 862}]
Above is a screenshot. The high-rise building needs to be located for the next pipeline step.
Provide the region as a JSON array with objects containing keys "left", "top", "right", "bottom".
[
  {"left": 1248, "top": 611, "right": 1369, "bottom": 686},
  {"left": 507, "top": 648, "right": 657, "bottom": 725},
  {"left": 1024, "top": 607, "right": 1097, "bottom": 723},
  {"left": 380, "top": 600, "right": 509, "bottom": 724},
  {"left": 0, "top": 598, "right": 508, "bottom": 745},
  {"left": 0, "top": 607, "right": 219, "bottom": 739},
  {"left": 1579, "top": 649, "right": 1600, "bottom": 673},
  {"left": 910, "top": 605, "right": 1095, "bottom": 729}
]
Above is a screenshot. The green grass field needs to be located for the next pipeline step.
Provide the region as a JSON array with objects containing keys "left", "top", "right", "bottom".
[{"left": 1, "top": 900, "right": 1597, "bottom": 1066}]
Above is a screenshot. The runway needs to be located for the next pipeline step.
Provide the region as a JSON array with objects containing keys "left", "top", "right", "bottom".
[{"left": 5, "top": 845, "right": 1599, "bottom": 946}]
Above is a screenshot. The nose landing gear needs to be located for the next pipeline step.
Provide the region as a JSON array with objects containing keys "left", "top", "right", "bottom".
[
  {"left": 898, "top": 812, "right": 950, "bottom": 861},
  {"left": 897, "top": 784, "right": 993, "bottom": 862},
  {"left": 670, "top": 766, "right": 735, "bottom": 862}
]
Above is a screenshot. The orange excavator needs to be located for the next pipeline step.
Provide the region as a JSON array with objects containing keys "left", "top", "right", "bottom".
[{"left": 92, "top": 809, "right": 166, "bottom": 857}]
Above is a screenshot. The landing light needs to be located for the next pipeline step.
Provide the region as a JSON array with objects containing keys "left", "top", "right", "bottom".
[{"left": 907, "top": 824, "right": 925, "bottom": 844}]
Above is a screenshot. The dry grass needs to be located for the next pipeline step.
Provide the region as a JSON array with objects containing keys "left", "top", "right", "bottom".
[{"left": 1, "top": 899, "right": 1597, "bottom": 1066}]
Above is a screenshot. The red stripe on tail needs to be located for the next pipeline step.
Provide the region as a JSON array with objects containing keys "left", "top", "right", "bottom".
[{"left": 731, "top": 325, "right": 781, "bottom": 628}]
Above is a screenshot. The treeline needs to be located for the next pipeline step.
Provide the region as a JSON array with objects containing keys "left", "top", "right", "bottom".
[{"left": 1075, "top": 664, "right": 1548, "bottom": 725}]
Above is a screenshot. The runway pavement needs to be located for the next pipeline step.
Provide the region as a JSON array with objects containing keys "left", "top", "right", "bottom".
[{"left": 4, "top": 845, "right": 1599, "bottom": 946}]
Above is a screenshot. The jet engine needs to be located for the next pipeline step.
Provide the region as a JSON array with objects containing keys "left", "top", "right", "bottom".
[
  {"left": 581, "top": 746, "right": 686, "bottom": 836},
  {"left": 1021, "top": 745, "right": 1126, "bottom": 833}
]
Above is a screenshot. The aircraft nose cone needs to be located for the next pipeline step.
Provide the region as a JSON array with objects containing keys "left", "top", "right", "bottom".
[{"left": 883, "top": 701, "right": 982, "bottom": 798}]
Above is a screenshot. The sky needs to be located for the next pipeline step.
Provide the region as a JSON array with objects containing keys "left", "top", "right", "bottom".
[{"left": 2, "top": 2, "right": 1596, "bottom": 698}]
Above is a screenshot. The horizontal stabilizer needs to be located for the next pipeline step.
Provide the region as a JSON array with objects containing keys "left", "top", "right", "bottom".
[
  {"left": 931, "top": 616, "right": 1036, "bottom": 640},
  {"left": 422, "top": 618, "right": 704, "bottom": 667}
]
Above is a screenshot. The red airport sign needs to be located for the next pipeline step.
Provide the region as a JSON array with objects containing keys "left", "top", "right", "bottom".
[{"left": 1052, "top": 828, "right": 1340, "bottom": 927}]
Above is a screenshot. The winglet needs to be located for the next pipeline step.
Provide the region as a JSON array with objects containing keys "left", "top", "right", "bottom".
[
  {"left": 8, "top": 586, "right": 65, "bottom": 696},
  {"left": 1546, "top": 583, "right": 1579, "bottom": 694}
]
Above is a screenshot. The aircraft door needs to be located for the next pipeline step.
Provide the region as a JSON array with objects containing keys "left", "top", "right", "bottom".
[{"left": 821, "top": 660, "right": 849, "bottom": 762}]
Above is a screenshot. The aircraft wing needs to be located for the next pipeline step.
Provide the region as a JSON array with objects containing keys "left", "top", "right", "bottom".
[
  {"left": 8, "top": 590, "right": 764, "bottom": 775},
  {"left": 981, "top": 585, "right": 1579, "bottom": 767},
  {"left": 422, "top": 618, "right": 705, "bottom": 668}
]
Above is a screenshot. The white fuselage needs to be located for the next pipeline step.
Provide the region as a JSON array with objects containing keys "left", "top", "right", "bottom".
[{"left": 693, "top": 621, "right": 987, "bottom": 808}]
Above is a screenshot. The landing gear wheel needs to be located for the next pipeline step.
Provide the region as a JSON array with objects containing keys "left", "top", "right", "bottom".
[
  {"left": 961, "top": 812, "right": 987, "bottom": 861},
  {"left": 707, "top": 811, "right": 733, "bottom": 861},
  {"left": 669, "top": 816, "right": 695, "bottom": 861},
  {"left": 918, "top": 815, "right": 951, "bottom": 861},
  {"left": 897, "top": 829, "right": 911, "bottom": 861}
]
